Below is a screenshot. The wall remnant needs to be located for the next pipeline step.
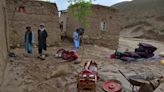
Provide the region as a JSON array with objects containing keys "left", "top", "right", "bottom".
[{"left": 0, "top": 0, "right": 8, "bottom": 86}]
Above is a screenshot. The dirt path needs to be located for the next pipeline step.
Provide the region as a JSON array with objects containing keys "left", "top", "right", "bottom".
[{"left": 0, "top": 38, "right": 164, "bottom": 92}]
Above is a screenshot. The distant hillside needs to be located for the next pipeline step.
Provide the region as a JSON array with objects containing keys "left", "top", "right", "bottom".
[
  {"left": 113, "top": 1, "right": 130, "bottom": 8},
  {"left": 113, "top": 0, "right": 164, "bottom": 41}
]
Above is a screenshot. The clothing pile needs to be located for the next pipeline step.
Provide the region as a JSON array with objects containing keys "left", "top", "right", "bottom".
[
  {"left": 56, "top": 48, "right": 78, "bottom": 61},
  {"left": 111, "top": 43, "right": 157, "bottom": 62}
]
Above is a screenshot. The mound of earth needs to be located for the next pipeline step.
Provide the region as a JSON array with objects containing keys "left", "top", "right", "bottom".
[{"left": 113, "top": 0, "right": 164, "bottom": 41}]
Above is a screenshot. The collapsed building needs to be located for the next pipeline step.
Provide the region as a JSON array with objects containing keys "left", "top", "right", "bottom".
[
  {"left": 62, "top": 5, "right": 121, "bottom": 49},
  {"left": 0, "top": 0, "right": 8, "bottom": 86},
  {"left": 6, "top": 0, "right": 60, "bottom": 47}
]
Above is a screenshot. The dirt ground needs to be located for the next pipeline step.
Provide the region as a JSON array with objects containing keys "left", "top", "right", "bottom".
[{"left": 0, "top": 37, "right": 164, "bottom": 92}]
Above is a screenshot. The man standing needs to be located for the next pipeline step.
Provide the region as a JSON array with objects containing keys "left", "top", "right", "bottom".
[
  {"left": 38, "top": 23, "right": 48, "bottom": 59},
  {"left": 24, "top": 26, "right": 34, "bottom": 55},
  {"left": 73, "top": 29, "right": 80, "bottom": 50}
]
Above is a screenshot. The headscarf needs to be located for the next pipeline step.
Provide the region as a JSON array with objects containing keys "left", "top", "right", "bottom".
[{"left": 39, "top": 23, "right": 46, "bottom": 31}]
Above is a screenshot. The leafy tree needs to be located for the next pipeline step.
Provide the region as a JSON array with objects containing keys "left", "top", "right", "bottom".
[{"left": 67, "top": 0, "right": 94, "bottom": 28}]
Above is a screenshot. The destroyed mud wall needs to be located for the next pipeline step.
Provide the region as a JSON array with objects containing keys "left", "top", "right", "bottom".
[
  {"left": 6, "top": 0, "right": 60, "bottom": 47},
  {"left": 0, "top": 0, "right": 8, "bottom": 86},
  {"left": 66, "top": 5, "right": 120, "bottom": 49}
]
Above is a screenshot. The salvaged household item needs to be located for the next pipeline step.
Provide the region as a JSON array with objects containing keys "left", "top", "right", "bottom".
[
  {"left": 102, "top": 79, "right": 122, "bottom": 92},
  {"left": 161, "top": 60, "right": 164, "bottom": 64},
  {"left": 135, "top": 43, "right": 157, "bottom": 58},
  {"left": 119, "top": 70, "right": 164, "bottom": 92},
  {"left": 56, "top": 48, "right": 78, "bottom": 61},
  {"left": 138, "top": 77, "right": 164, "bottom": 92},
  {"left": 77, "top": 61, "right": 98, "bottom": 92},
  {"left": 110, "top": 43, "right": 157, "bottom": 62}
]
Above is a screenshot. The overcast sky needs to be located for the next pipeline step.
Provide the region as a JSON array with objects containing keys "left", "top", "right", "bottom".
[{"left": 40, "top": 0, "right": 132, "bottom": 10}]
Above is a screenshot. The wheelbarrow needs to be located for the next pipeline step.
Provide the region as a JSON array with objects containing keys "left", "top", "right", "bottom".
[{"left": 119, "top": 70, "right": 163, "bottom": 92}]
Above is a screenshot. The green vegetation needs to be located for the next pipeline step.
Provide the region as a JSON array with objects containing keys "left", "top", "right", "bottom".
[{"left": 67, "top": 0, "right": 94, "bottom": 28}]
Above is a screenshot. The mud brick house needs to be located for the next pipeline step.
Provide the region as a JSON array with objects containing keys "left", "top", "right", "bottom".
[
  {"left": 0, "top": 0, "right": 8, "bottom": 85},
  {"left": 6, "top": 0, "right": 60, "bottom": 47},
  {"left": 65, "top": 5, "right": 121, "bottom": 49}
]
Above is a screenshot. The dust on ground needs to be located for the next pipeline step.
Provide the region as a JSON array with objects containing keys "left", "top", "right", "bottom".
[{"left": 0, "top": 37, "right": 164, "bottom": 92}]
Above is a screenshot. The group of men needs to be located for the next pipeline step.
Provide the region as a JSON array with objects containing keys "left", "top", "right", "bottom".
[
  {"left": 24, "top": 23, "right": 48, "bottom": 58},
  {"left": 25, "top": 22, "right": 82, "bottom": 60}
]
